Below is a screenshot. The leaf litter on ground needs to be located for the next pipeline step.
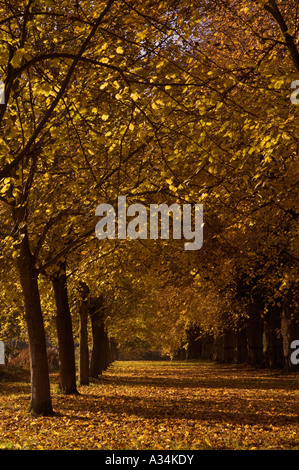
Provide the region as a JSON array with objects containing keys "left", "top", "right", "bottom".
[{"left": 0, "top": 360, "right": 299, "bottom": 450}]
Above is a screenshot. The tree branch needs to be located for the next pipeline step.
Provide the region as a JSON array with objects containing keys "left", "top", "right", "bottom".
[
  {"left": 0, "top": 0, "right": 115, "bottom": 181},
  {"left": 264, "top": 0, "right": 299, "bottom": 71}
]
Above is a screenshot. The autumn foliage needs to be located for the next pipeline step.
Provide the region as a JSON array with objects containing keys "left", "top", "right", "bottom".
[{"left": 0, "top": 0, "right": 298, "bottom": 450}]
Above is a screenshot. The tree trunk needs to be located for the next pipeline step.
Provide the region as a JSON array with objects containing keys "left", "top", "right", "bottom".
[
  {"left": 89, "top": 297, "right": 105, "bottom": 378},
  {"left": 213, "top": 334, "right": 224, "bottom": 362},
  {"left": 246, "top": 296, "right": 264, "bottom": 367},
  {"left": 89, "top": 321, "right": 105, "bottom": 377},
  {"left": 201, "top": 334, "right": 213, "bottom": 359},
  {"left": 186, "top": 326, "right": 202, "bottom": 359},
  {"left": 51, "top": 261, "right": 78, "bottom": 394},
  {"left": 110, "top": 337, "right": 118, "bottom": 362},
  {"left": 263, "top": 305, "right": 284, "bottom": 369},
  {"left": 223, "top": 329, "right": 234, "bottom": 363},
  {"left": 78, "top": 282, "right": 90, "bottom": 385},
  {"left": 17, "top": 232, "right": 54, "bottom": 415},
  {"left": 175, "top": 347, "right": 186, "bottom": 360},
  {"left": 103, "top": 330, "right": 111, "bottom": 370},
  {"left": 233, "top": 328, "right": 248, "bottom": 364}
]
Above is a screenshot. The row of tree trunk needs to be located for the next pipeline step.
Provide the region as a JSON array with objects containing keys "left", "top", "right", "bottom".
[
  {"left": 54, "top": 275, "right": 117, "bottom": 393},
  {"left": 78, "top": 282, "right": 118, "bottom": 385},
  {"left": 176, "top": 296, "right": 299, "bottom": 371},
  {"left": 17, "top": 234, "right": 116, "bottom": 415}
]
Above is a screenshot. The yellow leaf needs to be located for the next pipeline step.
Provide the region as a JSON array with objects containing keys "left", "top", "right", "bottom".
[
  {"left": 130, "top": 92, "right": 140, "bottom": 101},
  {"left": 10, "top": 48, "right": 26, "bottom": 68}
]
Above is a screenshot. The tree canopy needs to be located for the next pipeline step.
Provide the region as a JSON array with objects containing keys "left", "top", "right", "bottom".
[{"left": 0, "top": 0, "right": 298, "bottom": 414}]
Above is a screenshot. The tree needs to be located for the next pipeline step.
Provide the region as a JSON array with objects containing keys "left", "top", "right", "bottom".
[
  {"left": 1, "top": 0, "right": 205, "bottom": 413},
  {"left": 78, "top": 281, "right": 90, "bottom": 385},
  {"left": 1, "top": 0, "right": 298, "bottom": 417},
  {"left": 51, "top": 260, "right": 78, "bottom": 394}
]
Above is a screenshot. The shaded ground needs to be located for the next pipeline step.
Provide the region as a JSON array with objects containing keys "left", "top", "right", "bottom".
[{"left": 0, "top": 361, "right": 299, "bottom": 449}]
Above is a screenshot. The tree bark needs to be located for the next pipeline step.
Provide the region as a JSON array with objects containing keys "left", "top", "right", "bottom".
[
  {"left": 246, "top": 296, "right": 264, "bottom": 367},
  {"left": 17, "top": 231, "right": 54, "bottom": 415},
  {"left": 263, "top": 305, "right": 284, "bottom": 369},
  {"left": 103, "top": 330, "right": 111, "bottom": 370},
  {"left": 89, "top": 296, "right": 110, "bottom": 377},
  {"left": 223, "top": 329, "right": 234, "bottom": 363},
  {"left": 213, "top": 334, "right": 224, "bottom": 362},
  {"left": 89, "top": 308, "right": 105, "bottom": 377},
  {"left": 201, "top": 334, "right": 213, "bottom": 359},
  {"left": 108, "top": 337, "right": 118, "bottom": 363},
  {"left": 186, "top": 326, "right": 202, "bottom": 359},
  {"left": 51, "top": 260, "right": 78, "bottom": 394},
  {"left": 233, "top": 328, "right": 248, "bottom": 364},
  {"left": 264, "top": 0, "right": 299, "bottom": 71},
  {"left": 78, "top": 282, "right": 90, "bottom": 385}
]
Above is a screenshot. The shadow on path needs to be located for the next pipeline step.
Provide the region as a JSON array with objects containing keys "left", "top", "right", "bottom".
[{"left": 61, "top": 361, "right": 299, "bottom": 427}]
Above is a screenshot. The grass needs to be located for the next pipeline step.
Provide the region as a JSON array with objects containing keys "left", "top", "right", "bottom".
[{"left": 0, "top": 360, "right": 299, "bottom": 450}]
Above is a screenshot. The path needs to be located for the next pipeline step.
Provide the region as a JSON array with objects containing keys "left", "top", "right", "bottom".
[{"left": 1, "top": 360, "right": 299, "bottom": 449}]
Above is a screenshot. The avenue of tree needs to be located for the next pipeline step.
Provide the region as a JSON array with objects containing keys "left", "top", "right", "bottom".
[{"left": 0, "top": 0, "right": 298, "bottom": 415}]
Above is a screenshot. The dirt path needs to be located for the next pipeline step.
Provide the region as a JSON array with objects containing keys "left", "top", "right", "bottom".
[{"left": 1, "top": 360, "right": 299, "bottom": 449}]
